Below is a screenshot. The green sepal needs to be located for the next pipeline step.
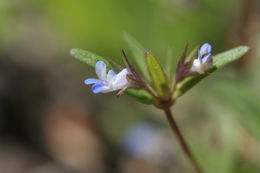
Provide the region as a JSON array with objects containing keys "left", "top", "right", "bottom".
[
  {"left": 145, "top": 52, "right": 170, "bottom": 96},
  {"left": 172, "top": 46, "right": 250, "bottom": 99},
  {"left": 186, "top": 45, "right": 200, "bottom": 62},
  {"left": 125, "top": 88, "right": 155, "bottom": 104},
  {"left": 70, "top": 48, "right": 112, "bottom": 70}
]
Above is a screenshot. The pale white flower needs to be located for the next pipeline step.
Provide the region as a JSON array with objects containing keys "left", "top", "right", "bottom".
[
  {"left": 84, "top": 61, "right": 129, "bottom": 93},
  {"left": 191, "top": 43, "right": 213, "bottom": 73}
]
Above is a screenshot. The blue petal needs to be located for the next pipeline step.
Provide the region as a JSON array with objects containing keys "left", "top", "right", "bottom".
[
  {"left": 199, "top": 43, "right": 212, "bottom": 55},
  {"left": 95, "top": 61, "right": 107, "bottom": 80},
  {"left": 198, "top": 43, "right": 212, "bottom": 62},
  {"left": 91, "top": 82, "right": 109, "bottom": 93},
  {"left": 91, "top": 82, "right": 103, "bottom": 90},
  {"left": 84, "top": 78, "right": 99, "bottom": 85},
  {"left": 202, "top": 54, "right": 212, "bottom": 64}
]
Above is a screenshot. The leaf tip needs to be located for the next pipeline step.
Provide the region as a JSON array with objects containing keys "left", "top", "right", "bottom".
[
  {"left": 236, "top": 45, "right": 251, "bottom": 56},
  {"left": 122, "top": 32, "right": 132, "bottom": 42},
  {"left": 242, "top": 45, "right": 250, "bottom": 52},
  {"left": 70, "top": 48, "right": 78, "bottom": 56},
  {"left": 144, "top": 50, "right": 152, "bottom": 57}
]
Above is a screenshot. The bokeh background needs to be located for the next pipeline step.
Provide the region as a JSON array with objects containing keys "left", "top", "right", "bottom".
[{"left": 0, "top": 0, "right": 260, "bottom": 172}]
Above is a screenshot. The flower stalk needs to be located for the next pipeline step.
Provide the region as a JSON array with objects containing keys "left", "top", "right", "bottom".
[{"left": 163, "top": 106, "right": 203, "bottom": 173}]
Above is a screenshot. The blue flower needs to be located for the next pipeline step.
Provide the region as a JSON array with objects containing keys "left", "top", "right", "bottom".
[
  {"left": 85, "top": 61, "right": 130, "bottom": 94},
  {"left": 191, "top": 43, "right": 213, "bottom": 73}
]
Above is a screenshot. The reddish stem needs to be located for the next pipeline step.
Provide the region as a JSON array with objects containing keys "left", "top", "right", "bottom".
[{"left": 163, "top": 107, "right": 203, "bottom": 173}]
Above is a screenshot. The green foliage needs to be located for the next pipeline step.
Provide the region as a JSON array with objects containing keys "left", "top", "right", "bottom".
[
  {"left": 123, "top": 33, "right": 150, "bottom": 80},
  {"left": 145, "top": 52, "right": 170, "bottom": 96},
  {"left": 208, "top": 81, "right": 260, "bottom": 140},
  {"left": 172, "top": 46, "right": 250, "bottom": 99},
  {"left": 70, "top": 48, "right": 113, "bottom": 70},
  {"left": 214, "top": 46, "right": 249, "bottom": 68},
  {"left": 164, "top": 48, "right": 174, "bottom": 79},
  {"left": 125, "top": 89, "right": 155, "bottom": 104}
]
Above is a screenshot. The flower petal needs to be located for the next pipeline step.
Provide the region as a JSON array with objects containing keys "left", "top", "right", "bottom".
[
  {"left": 202, "top": 54, "right": 212, "bottom": 64},
  {"left": 111, "top": 68, "right": 129, "bottom": 90},
  {"left": 199, "top": 43, "right": 212, "bottom": 55},
  {"left": 107, "top": 70, "right": 116, "bottom": 82},
  {"left": 191, "top": 59, "right": 201, "bottom": 72},
  {"left": 198, "top": 43, "right": 212, "bottom": 62},
  {"left": 91, "top": 82, "right": 109, "bottom": 93},
  {"left": 95, "top": 61, "right": 107, "bottom": 80},
  {"left": 84, "top": 78, "right": 99, "bottom": 85}
]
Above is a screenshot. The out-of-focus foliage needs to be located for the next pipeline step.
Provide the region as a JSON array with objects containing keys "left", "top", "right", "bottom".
[
  {"left": 0, "top": 0, "right": 243, "bottom": 60},
  {"left": 208, "top": 80, "right": 260, "bottom": 140},
  {"left": 123, "top": 34, "right": 149, "bottom": 80}
]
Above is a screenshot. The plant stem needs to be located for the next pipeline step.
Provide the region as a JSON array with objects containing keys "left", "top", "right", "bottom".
[{"left": 163, "top": 107, "right": 203, "bottom": 173}]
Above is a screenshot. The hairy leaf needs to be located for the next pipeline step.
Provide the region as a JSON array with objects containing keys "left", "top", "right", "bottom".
[{"left": 70, "top": 48, "right": 112, "bottom": 70}]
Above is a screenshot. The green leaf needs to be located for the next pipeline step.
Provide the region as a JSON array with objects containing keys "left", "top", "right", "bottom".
[
  {"left": 146, "top": 52, "right": 170, "bottom": 96},
  {"left": 125, "top": 88, "right": 155, "bottom": 104},
  {"left": 214, "top": 46, "right": 249, "bottom": 68},
  {"left": 172, "top": 46, "right": 250, "bottom": 99},
  {"left": 123, "top": 33, "right": 149, "bottom": 80},
  {"left": 70, "top": 48, "right": 112, "bottom": 70}
]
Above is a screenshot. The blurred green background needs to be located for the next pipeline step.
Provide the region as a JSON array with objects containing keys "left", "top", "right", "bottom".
[{"left": 0, "top": 0, "right": 259, "bottom": 173}]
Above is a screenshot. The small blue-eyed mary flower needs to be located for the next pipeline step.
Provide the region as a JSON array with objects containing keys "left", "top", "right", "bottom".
[
  {"left": 191, "top": 43, "right": 213, "bottom": 73},
  {"left": 85, "top": 61, "right": 130, "bottom": 94}
]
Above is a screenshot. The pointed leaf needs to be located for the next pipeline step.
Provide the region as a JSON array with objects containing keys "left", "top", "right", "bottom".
[
  {"left": 186, "top": 45, "right": 199, "bottom": 62},
  {"left": 214, "top": 46, "right": 249, "bottom": 68},
  {"left": 125, "top": 89, "right": 155, "bottom": 104},
  {"left": 123, "top": 33, "right": 149, "bottom": 80},
  {"left": 70, "top": 48, "right": 112, "bottom": 70},
  {"left": 172, "top": 46, "right": 250, "bottom": 99},
  {"left": 146, "top": 52, "right": 170, "bottom": 96}
]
